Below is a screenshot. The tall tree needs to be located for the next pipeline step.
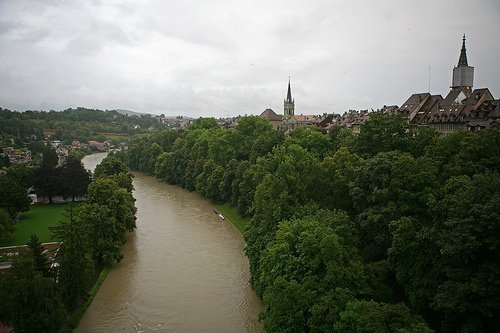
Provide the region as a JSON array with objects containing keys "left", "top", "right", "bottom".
[
  {"left": 60, "top": 156, "right": 92, "bottom": 201},
  {"left": 51, "top": 207, "right": 94, "bottom": 309},
  {"left": 6, "top": 165, "right": 34, "bottom": 189},
  {"left": 78, "top": 202, "right": 125, "bottom": 264},
  {"left": 32, "top": 165, "right": 62, "bottom": 203},
  {"left": 0, "top": 178, "right": 31, "bottom": 217},
  {"left": 0, "top": 208, "right": 13, "bottom": 243},
  {"left": 41, "top": 145, "right": 59, "bottom": 168},
  {"left": 94, "top": 156, "right": 130, "bottom": 178},
  {"left": 27, "top": 233, "right": 52, "bottom": 277}
]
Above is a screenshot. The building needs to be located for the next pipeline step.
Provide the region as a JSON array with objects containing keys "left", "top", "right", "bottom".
[
  {"left": 259, "top": 108, "right": 283, "bottom": 130},
  {"left": 451, "top": 34, "right": 474, "bottom": 94},
  {"left": 282, "top": 79, "right": 296, "bottom": 132},
  {"left": 394, "top": 35, "right": 499, "bottom": 133},
  {"left": 260, "top": 79, "right": 325, "bottom": 132},
  {"left": 1, "top": 147, "right": 32, "bottom": 164}
]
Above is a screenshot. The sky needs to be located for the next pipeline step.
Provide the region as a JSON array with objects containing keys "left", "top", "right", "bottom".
[{"left": 0, "top": 0, "right": 499, "bottom": 118}]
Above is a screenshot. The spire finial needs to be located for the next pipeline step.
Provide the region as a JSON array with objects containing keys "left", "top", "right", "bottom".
[
  {"left": 286, "top": 77, "right": 292, "bottom": 102},
  {"left": 458, "top": 34, "right": 468, "bottom": 67}
]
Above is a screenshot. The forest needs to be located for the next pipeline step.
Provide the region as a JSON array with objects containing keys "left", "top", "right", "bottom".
[
  {"left": 116, "top": 113, "right": 500, "bottom": 333},
  {"left": 0, "top": 106, "right": 161, "bottom": 147}
]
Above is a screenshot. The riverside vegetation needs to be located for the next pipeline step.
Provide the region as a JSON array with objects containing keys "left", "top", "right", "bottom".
[
  {"left": 115, "top": 113, "right": 499, "bottom": 333},
  {"left": 0, "top": 153, "right": 136, "bottom": 332}
]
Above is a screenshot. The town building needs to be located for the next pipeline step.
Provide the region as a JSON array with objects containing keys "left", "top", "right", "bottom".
[
  {"left": 260, "top": 79, "right": 325, "bottom": 133},
  {"left": 394, "top": 35, "right": 499, "bottom": 133},
  {"left": 1, "top": 147, "right": 32, "bottom": 164}
]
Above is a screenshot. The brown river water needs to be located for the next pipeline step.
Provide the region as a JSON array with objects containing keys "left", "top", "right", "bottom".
[{"left": 78, "top": 153, "right": 264, "bottom": 332}]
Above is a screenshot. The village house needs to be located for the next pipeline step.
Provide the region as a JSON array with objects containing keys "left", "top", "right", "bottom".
[
  {"left": 394, "top": 35, "right": 499, "bottom": 133},
  {"left": 1, "top": 147, "right": 32, "bottom": 164}
]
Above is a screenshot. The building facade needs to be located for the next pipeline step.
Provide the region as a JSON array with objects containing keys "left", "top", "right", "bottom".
[{"left": 394, "top": 35, "right": 499, "bottom": 133}]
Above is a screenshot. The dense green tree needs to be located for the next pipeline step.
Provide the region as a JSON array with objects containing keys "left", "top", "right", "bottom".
[
  {"left": 246, "top": 145, "right": 322, "bottom": 292},
  {"left": 0, "top": 251, "right": 66, "bottom": 332},
  {"left": 187, "top": 117, "right": 219, "bottom": 130},
  {"left": 320, "top": 147, "right": 364, "bottom": 213},
  {"left": 51, "top": 207, "right": 94, "bottom": 309},
  {"left": 330, "top": 126, "right": 356, "bottom": 153},
  {"left": 426, "top": 128, "right": 500, "bottom": 181},
  {"left": 78, "top": 203, "right": 125, "bottom": 264},
  {"left": 286, "top": 126, "right": 333, "bottom": 159},
  {"left": 237, "top": 163, "right": 264, "bottom": 216},
  {"left": 0, "top": 177, "right": 31, "bottom": 217},
  {"left": 59, "top": 156, "right": 92, "bottom": 201},
  {"left": 431, "top": 173, "right": 500, "bottom": 332},
  {"left": 334, "top": 300, "right": 432, "bottom": 333},
  {"left": 139, "top": 142, "right": 162, "bottom": 174},
  {"left": 0, "top": 208, "right": 13, "bottom": 243},
  {"left": 86, "top": 178, "right": 136, "bottom": 231},
  {"left": 230, "top": 160, "right": 250, "bottom": 207},
  {"left": 0, "top": 154, "right": 11, "bottom": 167},
  {"left": 202, "top": 163, "right": 225, "bottom": 201},
  {"left": 208, "top": 134, "right": 236, "bottom": 166},
  {"left": 32, "top": 165, "right": 61, "bottom": 203},
  {"left": 249, "top": 130, "right": 285, "bottom": 163},
  {"left": 259, "top": 214, "right": 366, "bottom": 332},
  {"left": 390, "top": 172, "right": 500, "bottom": 332},
  {"left": 27, "top": 233, "right": 52, "bottom": 277},
  {"left": 232, "top": 115, "right": 273, "bottom": 160},
  {"left": 41, "top": 145, "right": 59, "bottom": 168},
  {"left": 408, "top": 127, "right": 440, "bottom": 158},
  {"left": 94, "top": 156, "right": 134, "bottom": 191},
  {"left": 354, "top": 111, "right": 410, "bottom": 158},
  {"left": 6, "top": 165, "right": 34, "bottom": 189},
  {"left": 350, "top": 151, "right": 437, "bottom": 261},
  {"left": 219, "top": 159, "right": 239, "bottom": 203},
  {"left": 94, "top": 156, "right": 130, "bottom": 178}
]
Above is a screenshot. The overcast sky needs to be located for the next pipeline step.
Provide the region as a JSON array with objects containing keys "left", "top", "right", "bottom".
[{"left": 0, "top": 0, "right": 499, "bottom": 118}]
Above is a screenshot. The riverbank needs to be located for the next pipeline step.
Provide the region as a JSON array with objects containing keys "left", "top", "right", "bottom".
[
  {"left": 65, "top": 265, "right": 111, "bottom": 330},
  {"left": 211, "top": 202, "right": 250, "bottom": 235}
]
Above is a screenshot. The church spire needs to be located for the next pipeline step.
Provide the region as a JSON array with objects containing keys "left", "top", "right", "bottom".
[
  {"left": 283, "top": 77, "right": 295, "bottom": 120},
  {"left": 458, "top": 34, "right": 468, "bottom": 67},
  {"left": 286, "top": 78, "right": 293, "bottom": 103},
  {"left": 451, "top": 34, "right": 474, "bottom": 94}
]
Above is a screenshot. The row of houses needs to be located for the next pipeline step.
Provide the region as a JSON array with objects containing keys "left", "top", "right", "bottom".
[{"left": 260, "top": 35, "right": 499, "bottom": 134}]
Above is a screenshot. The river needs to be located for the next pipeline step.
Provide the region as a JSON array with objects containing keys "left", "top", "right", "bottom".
[{"left": 77, "top": 153, "right": 264, "bottom": 332}]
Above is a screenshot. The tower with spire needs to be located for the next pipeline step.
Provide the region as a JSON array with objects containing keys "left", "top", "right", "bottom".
[
  {"left": 451, "top": 34, "right": 474, "bottom": 94},
  {"left": 284, "top": 78, "right": 295, "bottom": 119},
  {"left": 281, "top": 78, "right": 296, "bottom": 133}
]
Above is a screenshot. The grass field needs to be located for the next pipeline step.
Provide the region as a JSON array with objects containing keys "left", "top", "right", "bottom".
[
  {"left": 211, "top": 202, "right": 250, "bottom": 235},
  {"left": 0, "top": 203, "right": 73, "bottom": 247}
]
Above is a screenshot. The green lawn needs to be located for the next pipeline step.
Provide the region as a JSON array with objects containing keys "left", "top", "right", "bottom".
[
  {"left": 0, "top": 203, "right": 74, "bottom": 247},
  {"left": 211, "top": 202, "right": 250, "bottom": 235}
]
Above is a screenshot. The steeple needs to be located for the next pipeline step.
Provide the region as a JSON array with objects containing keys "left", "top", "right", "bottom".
[
  {"left": 451, "top": 34, "right": 474, "bottom": 94},
  {"left": 283, "top": 78, "right": 295, "bottom": 119},
  {"left": 458, "top": 34, "right": 468, "bottom": 67},
  {"left": 286, "top": 78, "right": 293, "bottom": 103}
]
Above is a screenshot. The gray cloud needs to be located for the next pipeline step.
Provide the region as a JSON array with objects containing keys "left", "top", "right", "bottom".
[{"left": 0, "top": 0, "right": 499, "bottom": 117}]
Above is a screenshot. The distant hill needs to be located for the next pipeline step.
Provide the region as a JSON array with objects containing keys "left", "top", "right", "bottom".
[{"left": 112, "top": 109, "right": 149, "bottom": 117}]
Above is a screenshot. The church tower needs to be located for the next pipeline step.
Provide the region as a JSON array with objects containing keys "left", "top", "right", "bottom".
[
  {"left": 451, "top": 34, "right": 474, "bottom": 95},
  {"left": 284, "top": 78, "right": 295, "bottom": 119}
]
